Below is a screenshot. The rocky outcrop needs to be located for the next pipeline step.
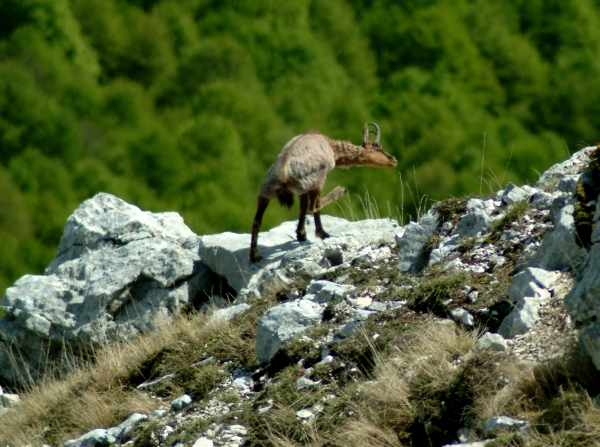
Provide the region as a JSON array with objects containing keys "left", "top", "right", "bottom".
[
  {"left": 397, "top": 210, "right": 439, "bottom": 272},
  {"left": 199, "top": 216, "right": 400, "bottom": 295},
  {"left": 0, "top": 193, "right": 212, "bottom": 383},
  {"left": 7, "top": 146, "right": 600, "bottom": 447}
]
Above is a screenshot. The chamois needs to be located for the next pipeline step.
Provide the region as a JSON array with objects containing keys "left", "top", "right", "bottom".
[{"left": 250, "top": 123, "right": 397, "bottom": 262}]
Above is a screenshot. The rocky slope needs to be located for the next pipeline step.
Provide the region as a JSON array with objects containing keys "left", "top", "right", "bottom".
[{"left": 2, "top": 146, "right": 600, "bottom": 446}]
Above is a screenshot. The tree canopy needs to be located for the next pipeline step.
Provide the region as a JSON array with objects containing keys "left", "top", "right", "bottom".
[{"left": 1, "top": 0, "right": 599, "bottom": 294}]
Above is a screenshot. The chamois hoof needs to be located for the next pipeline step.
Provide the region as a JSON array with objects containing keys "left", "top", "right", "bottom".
[
  {"left": 297, "top": 231, "right": 307, "bottom": 242},
  {"left": 316, "top": 230, "right": 330, "bottom": 239}
]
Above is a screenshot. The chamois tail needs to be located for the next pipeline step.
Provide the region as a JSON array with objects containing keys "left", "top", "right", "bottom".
[{"left": 277, "top": 191, "right": 294, "bottom": 209}]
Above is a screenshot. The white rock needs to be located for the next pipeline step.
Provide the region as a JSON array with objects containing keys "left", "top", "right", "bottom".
[
  {"left": 317, "top": 355, "right": 334, "bottom": 366},
  {"left": 297, "top": 377, "right": 320, "bottom": 390},
  {"left": 193, "top": 438, "right": 214, "bottom": 447},
  {"left": 476, "top": 333, "right": 507, "bottom": 351},
  {"left": 0, "top": 193, "right": 208, "bottom": 383},
  {"left": 484, "top": 416, "right": 527, "bottom": 436},
  {"left": 161, "top": 425, "right": 175, "bottom": 441},
  {"left": 107, "top": 412, "right": 148, "bottom": 440},
  {"left": 256, "top": 300, "right": 324, "bottom": 364},
  {"left": 228, "top": 425, "right": 248, "bottom": 436},
  {"left": 137, "top": 374, "right": 174, "bottom": 390},
  {"left": 397, "top": 210, "right": 440, "bottom": 273},
  {"left": 0, "top": 393, "right": 20, "bottom": 408},
  {"left": 171, "top": 394, "right": 193, "bottom": 411},
  {"left": 199, "top": 216, "right": 400, "bottom": 293},
  {"left": 462, "top": 312, "right": 475, "bottom": 327},
  {"left": 502, "top": 183, "right": 534, "bottom": 205},
  {"left": 308, "top": 281, "right": 355, "bottom": 303},
  {"left": 209, "top": 304, "right": 251, "bottom": 323},
  {"left": 64, "top": 429, "right": 117, "bottom": 447},
  {"left": 456, "top": 199, "right": 497, "bottom": 238},
  {"left": 296, "top": 409, "right": 314, "bottom": 420},
  {"left": 528, "top": 202, "right": 587, "bottom": 271},
  {"left": 387, "top": 300, "right": 407, "bottom": 310},
  {"left": 368, "top": 301, "right": 387, "bottom": 312},
  {"left": 354, "top": 297, "right": 373, "bottom": 309},
  {"left": 449, "top": 308, "right": 467, "bottom": 321}
]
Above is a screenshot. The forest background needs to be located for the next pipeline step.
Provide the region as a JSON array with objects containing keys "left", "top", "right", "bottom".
[{"left": 0, "top": 0, "right": 599, "bottom": 296}]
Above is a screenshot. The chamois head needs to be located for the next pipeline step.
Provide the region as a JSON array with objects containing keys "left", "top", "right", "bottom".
[{"left": 357, "top": 123, "right": 397, "bottom": 168}]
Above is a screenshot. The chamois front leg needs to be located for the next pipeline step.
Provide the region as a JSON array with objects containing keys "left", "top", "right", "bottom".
[
  {"left": 309, "top": 189, "right": 330, "bottom": 239},
  {"left": 250, "top": 195, "right": 270, "bottom": 262},
  {"left": 296, "top": 193, "right": 309, "bottom": 241}
]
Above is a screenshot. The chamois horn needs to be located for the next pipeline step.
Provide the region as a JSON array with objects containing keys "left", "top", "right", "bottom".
[{"left": 370, "top": 122, "right": 381, "bottom": 143}]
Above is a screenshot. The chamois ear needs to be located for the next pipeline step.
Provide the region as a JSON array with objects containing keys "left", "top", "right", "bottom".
[{"left": 363, "top": 123, "right": 369, "bottom": 144}]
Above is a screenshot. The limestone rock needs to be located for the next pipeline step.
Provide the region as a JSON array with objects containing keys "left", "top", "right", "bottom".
[
  {"left": 502, "top": 183, "right": 536, "bottom": 205},
  {"left": 171, "top": 394, "right": 193, "bottom": 411},
  {"left": 456, "top": 199, "right": 497, "bottom": 239},
  {"left": 528, "top": 202, "right": 587, "bottom": 271},
  {"left": 209, "top": 304, "right": 251, "bottom": 323},
  {"left": 193, "top": 438, "right": 214, "bottom": 447},
  {"left": 0, "top": 193, "right": 210, "bottom": 384},
  {"left": 256, "top": 300, "right": 324, "bottom": 364},
  {"left": 64, "top": 428, "right": 117, "bottom": 447},
  {"left": 476, "top": 333, "right": 507, "bottom": 351},
  {"left": 397, "top": 210, "right": 440, "bottom": 273},
  {"left": 579, "top": 324, "right": 600, "bottom": 370},
  {"left": 536, "top": 146, "right": 594, "bottom": 191},
  {"left": 107, "top": 413, "right": 148, "bottom": 440},
  {"left": 307, "top": 281, "right": 355, "bottom": 304},
  {"left": 199, "top": 216, "right": 400, "bottom": 293},
  {"left": 484, "top": 416, "right": 527, "bottom": 436},
  {"left": 499, "top": 268, "right": 559, "bottom": 338}
]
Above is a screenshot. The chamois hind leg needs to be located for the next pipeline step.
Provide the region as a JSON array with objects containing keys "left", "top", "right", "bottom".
[
  {"left": 309, "top": 189, "right": 330, "bottom": 239},
  {"left": 297, "top": 193, "right": 309, "bottom": 241},
  {"left": 250, "top": 195, "right": 270, "bottom": 262}
]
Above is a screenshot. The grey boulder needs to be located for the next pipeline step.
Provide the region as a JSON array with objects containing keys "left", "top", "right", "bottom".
[
  {"left": 64, "top": 429, "right": 116, "bottom": 447},
  {"left": 476, "top": 332, "right": 507, "bottom": 352},
  {"left": 256, "top": 300, "right": 324, "bottom": 364},
  {"left": 0, "top": 193, "right": 210, "bottom": 383},
  {"left": 397, "top": 210, "right": 440, "bottom": 273},
  {"left": 528, "top": 202, "right": 587, "bottom": 271},
  {"left": 499, "top": 268, "right": 559, "bottom": 338},
  {"left": 456, "top": 199, "right": 497, "bottom": 239},
  {"left": 199, "top": 216, "right": 400, "bottom": 294}
]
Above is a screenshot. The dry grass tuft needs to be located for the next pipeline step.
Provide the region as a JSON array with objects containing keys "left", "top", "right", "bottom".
[{"left": 0, "top": 307, "right": 259, "bottom": 446}]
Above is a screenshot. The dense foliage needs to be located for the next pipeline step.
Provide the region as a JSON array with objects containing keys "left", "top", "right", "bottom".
[{"left": 1, "top": 0, "right": 599, "bottom": 293}]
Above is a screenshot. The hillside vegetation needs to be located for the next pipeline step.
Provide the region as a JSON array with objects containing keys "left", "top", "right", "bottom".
[{"left": 2, "top": 0, "right": 600, "bottom": 293}]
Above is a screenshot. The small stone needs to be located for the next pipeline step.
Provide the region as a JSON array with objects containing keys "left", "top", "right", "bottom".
[
  {"left": 368, "top": 301, "right": 387, "bottom": 312},
  {"left": 161, "top": 425, "right": 175, "bottom": 441},
  {"left": 228, "top": 425, "right": 248, "bottom": 436},
  {"left": 151, "top": 409, "right": 168, "bottom": 418},
  {"left": 171, "top": 394, "right": 193, "bottom": 411},
  {"left": 0, "top": 393, "right": 20, "bottom": 408},
  {"left": 449, "top": 308, "right": 467, "bottom": 321},
  {"left": 193, "top": 437, "right": 214, "bottom": 447},
  {"left": 386, "top": 300, "right": 407, "bottom": 310},
  {"left": 354, "top": 297, "right": 373, "bottom": 309},
  {"left": 297, "top": 377, "right": 320, "bottom": 390},
  {"left": 296, "top": 409, "right": 314, "bottom": 420},
  {"left": 467, "top": 290, "right": 479, "bottom": 303},
  {"left": 317, "top": 355, "right": 334, "bottom": 366},
  {"left": 462, "top": 312, "right": 475, "bottom": 327},
  {"left": 484, "top": 416, "right": 527, "bottom": 436},
  {"left": 476, "top": 333, "right": 508, "bottom": 352}
]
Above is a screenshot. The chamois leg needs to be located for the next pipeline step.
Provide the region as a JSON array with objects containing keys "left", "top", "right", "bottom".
[
  {"left": 250, "top": 195, "right": 270, "bottom": 262},
  {"left": 309, "top": 190, "right": 330, "bottom": 239},
  {"left": 297, "top": 193, "right": 309, "bottom": 241}
]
